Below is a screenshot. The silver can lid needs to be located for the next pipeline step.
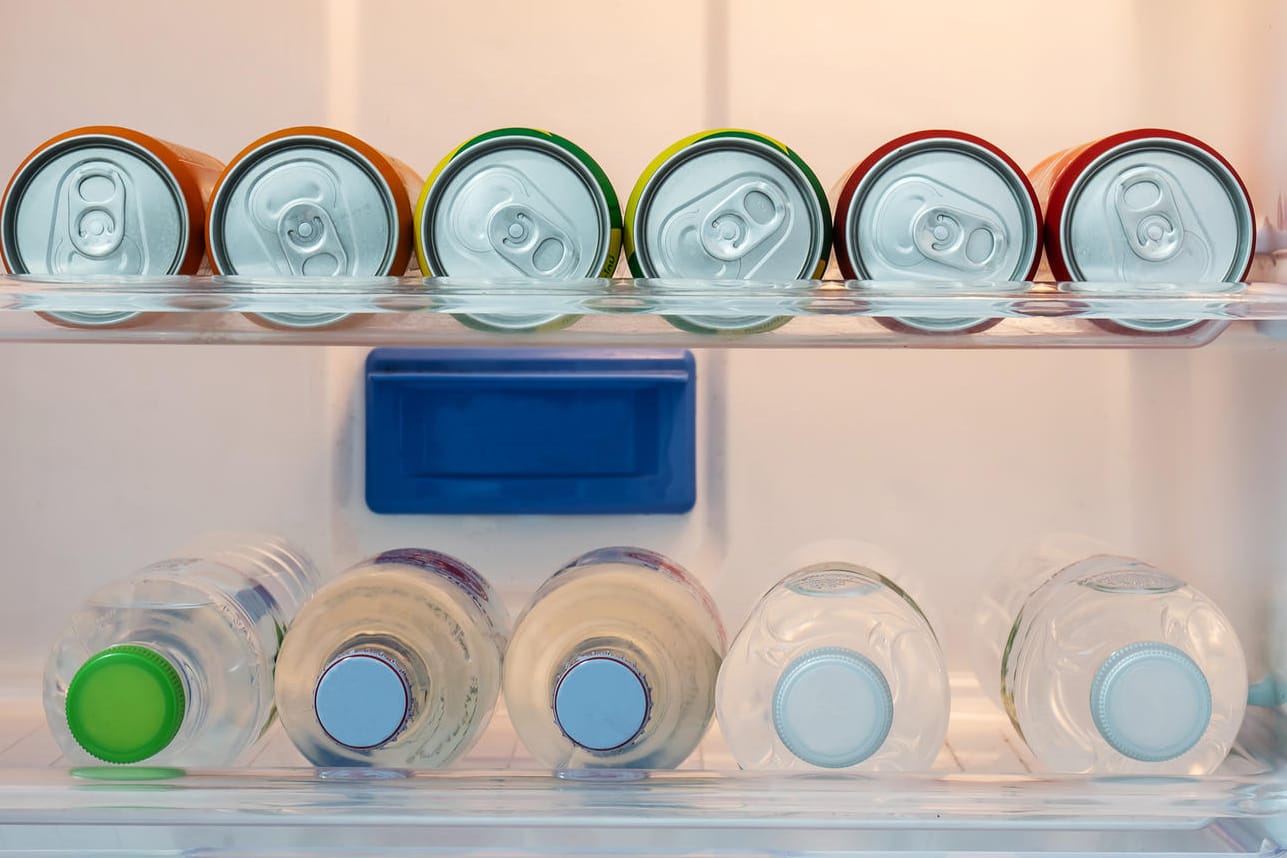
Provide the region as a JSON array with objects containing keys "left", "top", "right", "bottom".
[
  {"left": 843, "top": 136, "right": 1040, "bottom": 333},
  {"left": 632, "top": 137, "right": 826, "bottom": 280},
  {"left": 1059, "top": 138, "right": 1254, "bottom": 286},
  {"left": 633, "top": 137, "right": 826, "bottom": 332},
  {"left": 421, "top": 136, "right": 613, "bottom": 331},
  {"left": 209, "top": 135, "right": 402, "bottom": 329},
  {"left": 1, "top": 134, "right": 188, "bottom": 326}
]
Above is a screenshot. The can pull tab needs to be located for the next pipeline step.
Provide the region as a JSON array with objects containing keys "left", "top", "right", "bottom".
[
  {"left": 1114, "top": 167, "right": 1184, "bottom": 262},
  {"left": 486, "top": 203, "right": 579, "bottom": 277},
  {"left": 276, "top": 201, "right": 348, "bottom": 276},
  {"left": 65, "top": 162, "right": 128, "bottom": 259},
  {"left": 912, "top": 205, "right": 1006, "bottom": 272},
  {"left": 698, "top": 180, "right": 788, "bottom": 262}
]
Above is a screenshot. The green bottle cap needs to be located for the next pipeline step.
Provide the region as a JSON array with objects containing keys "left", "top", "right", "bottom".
[{"left": 65, "top": 645, "right": 186, "bottom": 764}]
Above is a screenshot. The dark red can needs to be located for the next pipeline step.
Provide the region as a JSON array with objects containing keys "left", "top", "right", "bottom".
[{"left": 833, "top": 130, "right": 1042, "bottom": 335}]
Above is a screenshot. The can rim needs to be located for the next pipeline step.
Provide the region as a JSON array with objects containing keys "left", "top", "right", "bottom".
[
  {"left": 206, "top": 126, "right": 412, "bottom": 278},
  {"left": 0, "top": 128, "right": 195, "bottom": 277},
  {"left": 832, "top": 129, "right": 1043, "bottom": 284},
  {"left": 625, "top": 130, "right": 831, "bottom": 281},
  {"left": 415, "top": 131, "right": 618, "bottom": 281},
  {"left": 1044, "top": 128, "right": 1255, "bottom": 283}
]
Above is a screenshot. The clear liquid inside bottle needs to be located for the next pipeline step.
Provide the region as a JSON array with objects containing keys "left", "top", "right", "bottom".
[
  {"left": 716, "top": 562, "right": 949, "bottom": 771},
  {"left": 974, "top": 539, "right": 1247, "bottom": 775},
  {"left": 503, "top": 547, "right": 725, "bottom": 769},
  {"left": 43, "top": 538, "right": 318, "bottom": 767},
  {"left": 274, "top": 549, "right": 508, "bottom": 768}
]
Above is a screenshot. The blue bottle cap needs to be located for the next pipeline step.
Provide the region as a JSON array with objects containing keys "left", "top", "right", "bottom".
[
  {"left": 1090, "top": 641, "right": 1212, "bottom": 763},
  {"left": 772, "top": 647, "right": 893, "bottom": 768},
  {"left": 553, "top": 655, "right": 650, "bottom": 751},
  {"left": 314, "top": 651, "right": 411, "bottom": 750}
]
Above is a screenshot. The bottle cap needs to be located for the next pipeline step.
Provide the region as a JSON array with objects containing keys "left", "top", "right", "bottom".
[
  {"left": 314, "top": 651, "right": 411, "bottom": 749},
  {"left": 66, "top": 645, "right": 186, "bottom": 764},
  {"left": 772, "top": 647, "right": 893, "bottom": 768},
  {"left": 1090, "top": 641, "right": 1212, "bottom": 762},
  {"left": 553, "top": 655, "right": 650, "bottom": 751}
]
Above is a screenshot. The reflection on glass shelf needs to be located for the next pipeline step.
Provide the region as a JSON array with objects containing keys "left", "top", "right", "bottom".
[{"left": 0, "top": 274, "right": 1281, "bottom": 347}]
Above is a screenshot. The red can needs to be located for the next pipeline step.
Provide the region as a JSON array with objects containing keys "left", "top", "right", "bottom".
[
  {"left": 1030, "top": 129, "right": 1254, "bottom": 335},
  {"left": 832, "top": 130, "right": 1042, "bottom": 335}
]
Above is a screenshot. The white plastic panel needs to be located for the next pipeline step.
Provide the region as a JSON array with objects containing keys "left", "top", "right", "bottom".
[{"left": 0, "top": 1, "right": 1285, "bottom": 855}]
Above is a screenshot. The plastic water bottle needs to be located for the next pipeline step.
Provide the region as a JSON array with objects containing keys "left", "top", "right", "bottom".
[
  {"left": 716, "top": 562, "right": 949, "bottom": 771},
  {"left": 274, "top": 548, "right": 509, "bottom": 768},
  {"left": 43, "top": 537, "right": 319, "bottom": 766},
  {"left": 504, "top": 547, "right": 725, "bottom": 769},
  {"left": 972, "top": 536, "right": 1248, "bottom": 774}
]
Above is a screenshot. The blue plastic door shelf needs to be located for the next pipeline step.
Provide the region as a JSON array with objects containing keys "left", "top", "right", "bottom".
[{"left": 365, "top": 349, "right": 697, "bottom": 515}]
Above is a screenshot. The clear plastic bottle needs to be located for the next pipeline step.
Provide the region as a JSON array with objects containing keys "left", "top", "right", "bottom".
[
  {"left": 274, "top": 548, "right": 508, "bottom": 768},
  {"left": 716, "top": 562, "right": 949, "bottom": 771},
  {"left": 43, "top": 537, "right": 319, "bottom": 766},
  {"left": 504, "top": 547, "right": 725, "bottom": 769},
  {"left": 972, "top": 536, "right": 1248, "bottom": 774}
]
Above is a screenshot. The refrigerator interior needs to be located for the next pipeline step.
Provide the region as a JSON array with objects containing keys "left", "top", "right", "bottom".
[{"left": 1, "top": 1, "right": 1287, "bottom": 854}]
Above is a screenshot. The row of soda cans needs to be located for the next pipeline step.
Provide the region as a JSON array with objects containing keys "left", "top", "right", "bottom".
[{"left": 0, "top": 125, "right": 1255, "bottom": 334}]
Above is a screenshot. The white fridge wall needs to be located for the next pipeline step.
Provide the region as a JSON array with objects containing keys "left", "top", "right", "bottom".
[{"left": 0, "top": 0, "right": 1282, "bottom": 688}]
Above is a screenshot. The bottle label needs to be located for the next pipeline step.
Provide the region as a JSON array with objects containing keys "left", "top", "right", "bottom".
[
  {"left": 372, "top": 548, "right": 501, "bottom": 633},
  {"left": 150, "top": 556, "right": 286, "bottom": 661},
  {"left": 1079, "top": 566, "right": 1183, "bottom": 594},
  {"left": 787, "top": 566, "right": 882, "bottom": 596},
  {"left": 558, "top": 547, "right": 726, "bottom": 647}
]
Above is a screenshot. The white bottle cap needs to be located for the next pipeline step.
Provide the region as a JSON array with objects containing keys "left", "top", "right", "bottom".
[
  {"left": 314, "top": 651, "right": 411, "bottom": 750},
  {"left": 1090, "top": 641, "right": 1212, "bottom": 762},
  {"left": 772, "top": 647, "right": 893, "bottom": 768}
]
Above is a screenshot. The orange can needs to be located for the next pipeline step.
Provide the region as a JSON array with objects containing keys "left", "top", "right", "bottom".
[
  {"left": 207, "top": 126, "right": 422, "bottom": 330},
  {"left": 0, "top": 126, "right": 223, "bottom": 328}
]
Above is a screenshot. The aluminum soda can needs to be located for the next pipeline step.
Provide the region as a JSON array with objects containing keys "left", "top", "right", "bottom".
[
  {"left": 833, "top": 130, "right": 1042, "bottom": 334},
  {"left": 1030, "top": 129, "right": 1254, "bottom": 334},
  {"left": 1, "top": 126, "right": 224, "bottom": 328},
  {"left": 625, "top": 129, "right": 830, "bottom": 335},
  {"left": 415, "top": 128, "right": 621, "bottom": 333},
  {"left": 208, "top": 126, "right": 422, "bottom": 330}
]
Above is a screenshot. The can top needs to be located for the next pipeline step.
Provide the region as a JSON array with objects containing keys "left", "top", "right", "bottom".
[
  {"left": 553, "top": 654, "right": 650, "bottom": 752},
  {"left": 313, "top": 650, "right": 411, "bottom": 750},
  {"left": 1, "top": 132, "right": 189, "bottom": 277},
  {"left": 66, "top": 645, "right": 186, "bottom": 764},
  {"left": 1051, "top": 132, "right": 1254, "bottom": 283},
  {"left": 628, "top": 132, "right": 829, "bottom": 280},
  {"left": 1090, "top": 641, "right": 1211, "bottom": 763},
  {"left": 838, "top": 132, "right": 1041, "bottom": 282},
  {"left": 209, "top": 132, "right": 404, "bottom": 277},
  {"left": 772, "top": 646, "right": 892, "bottom": 768},
  {"left": 419, "top": 133, "right": 616, "bottom": 280}
]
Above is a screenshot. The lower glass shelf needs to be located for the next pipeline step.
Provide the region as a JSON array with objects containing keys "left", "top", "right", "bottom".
[
  {"left": 0, "top": 675, "right": 1282, "bottom": 855},
  {"left": 1, "top": 275, "right": 1285, "bottom": 348}
]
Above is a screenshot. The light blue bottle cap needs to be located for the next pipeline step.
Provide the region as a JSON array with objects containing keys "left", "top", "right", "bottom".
[
  {"left": 1090, "top": 641, "right": 1212, "bottom": 763},
  {"left": 553, "top": 655, "right": 650, "bottom": 751},
  {"left": 314, "top": 651, "right": 411, "bottom": 750},
  {"left": 772, "top": 647, "right": 893, "bottom": 768}
]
